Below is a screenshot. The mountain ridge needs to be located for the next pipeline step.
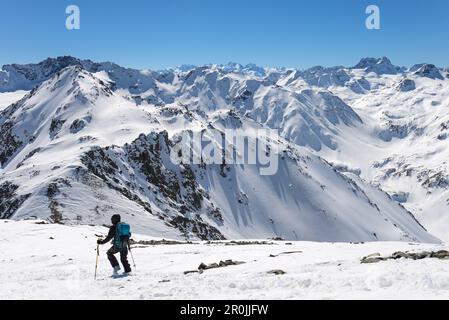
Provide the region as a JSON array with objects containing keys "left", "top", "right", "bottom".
[{"left": 2, "top": 56, "right": 447, "bottom": 93}]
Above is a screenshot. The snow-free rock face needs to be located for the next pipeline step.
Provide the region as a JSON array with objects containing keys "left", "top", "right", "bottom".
[{"left": 0, "top": 58, "right": 439, "bottom": 243}]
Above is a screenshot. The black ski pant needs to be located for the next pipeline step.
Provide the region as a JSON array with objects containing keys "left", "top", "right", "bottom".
[{"left": 107, "top": 246, "right": 131, "bottom": 273}]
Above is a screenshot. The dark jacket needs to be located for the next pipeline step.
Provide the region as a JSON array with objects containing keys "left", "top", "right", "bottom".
[{"left": 98, "top": 224, "right": 117, "bottom": 245}]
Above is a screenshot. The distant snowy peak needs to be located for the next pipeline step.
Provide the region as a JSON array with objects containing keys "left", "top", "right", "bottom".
[
  {"left": 352, "top": 57, "right": 401, "bottom": 75},
  {"left": 281, "top": 57, "right": 403, "bottom": 89},
  {"left": 411, "top": 64, "right": 444, "bottom": 80},
  {"left": 9, "top": 56, "right": 88, "bottom": 80},
  {"left": 0, "top": 56, "right": 98, "bottom": 92},
  {"left": 0, "top": 66, "right": 113, "bottom": 168},
  {"left": 219, "top": 62, "right": 268, "bottom": 77},
  {"left": 171, "top": 62, "right": 271, "bottom": 77},
  {"left": 172, "top": 64, "right": 197, "bottom": 73}
]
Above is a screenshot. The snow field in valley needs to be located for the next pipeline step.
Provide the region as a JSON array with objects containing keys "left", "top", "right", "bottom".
[{"left": 0, "top": 91, "right": 28, "bottom": 111}]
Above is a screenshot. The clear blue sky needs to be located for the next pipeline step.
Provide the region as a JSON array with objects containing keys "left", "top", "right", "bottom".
[{"left": 1, "top": 0, "right": 448, "bottom": 70}]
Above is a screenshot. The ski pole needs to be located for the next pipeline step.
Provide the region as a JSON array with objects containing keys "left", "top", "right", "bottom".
[
  {"left": 128, "top": 241, "right": 136, "bottom": 270},
  {"left": 94, "top": 243, "right": 100, "bottom": 280}
]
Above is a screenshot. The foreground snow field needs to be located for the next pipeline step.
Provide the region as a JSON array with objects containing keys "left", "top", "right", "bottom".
[{"left": 2, "top": 220, "right": 449, "bottom": 300}]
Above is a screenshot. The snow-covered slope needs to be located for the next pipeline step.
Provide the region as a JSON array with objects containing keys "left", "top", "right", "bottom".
[
  {"left": 1, "top": 220, "right": 448, "bottom": 300},
  {"left": 0, "top": 59, "right": 438, "bottom": 243},
  {"left": 303, "top": 61, "right": 449, "bottom": 241},
  {"left": 226, "top": 56, "right": 449, "bottom": 241}
]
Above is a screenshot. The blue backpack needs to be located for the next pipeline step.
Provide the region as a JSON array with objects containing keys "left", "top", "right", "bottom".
[{"left": 115, "top": 222, "right": 131, "bottom": 249}]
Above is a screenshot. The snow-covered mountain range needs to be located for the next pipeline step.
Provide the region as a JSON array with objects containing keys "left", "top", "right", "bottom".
[{"left": 0, "top": 56, "right": 447, "bottom": 242}]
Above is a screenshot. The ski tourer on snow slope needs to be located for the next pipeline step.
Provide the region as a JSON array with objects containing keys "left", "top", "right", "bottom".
[{"left": 97, "top": 214, "right": 133, "bottom": 276}]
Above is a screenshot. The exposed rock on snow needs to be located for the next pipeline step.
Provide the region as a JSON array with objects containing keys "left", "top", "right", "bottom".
[
  {"left": 267, "top": 269, "right": 287, "bottom": 275},
  {"left": 361, "top": 250, "right": 449, "bottom": 264},
  {"left": 0, "top": 182, "right": 30, "bottom": 219},
  {"left": 130, "top": 238, "right": 189, "bottom": 246},
  {"left": 198, "top": 260, "right": 246, "bottom": 270},
  {"left": 183, "top": 259, "right": 246, "bottom": 274},
  {"left": 269, "top": 251, "right": 302, "bottom": 258},
  {"left": 207, "top": 240, "right": 276, "bottom": 246},
  {"left": 397, "top": 79, "right": 416, "bottom": 92},
  {"left": 377, "top": 120, "right": 423, "bottom": 142},
  {"left": 390, "top": 192, "right": 409, "bottom": 204}
]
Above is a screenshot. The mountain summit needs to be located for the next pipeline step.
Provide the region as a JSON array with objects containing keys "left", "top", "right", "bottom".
[{"left": 353, "top": 57, "right": 400, "bottom": 75}]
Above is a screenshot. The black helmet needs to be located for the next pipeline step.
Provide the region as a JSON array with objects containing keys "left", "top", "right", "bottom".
[{"left": 111, "top": 214, "right": 121, "bottom": 225}]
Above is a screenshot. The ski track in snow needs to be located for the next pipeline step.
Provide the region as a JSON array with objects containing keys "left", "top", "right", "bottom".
[{"left": 2, "top": 220, "right": 449, "bottom": 300}]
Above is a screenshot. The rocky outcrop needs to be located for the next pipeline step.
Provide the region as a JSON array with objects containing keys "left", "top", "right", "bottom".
[
  {"left": 0, "top": 121, "right": 23, "bottom": 167},
  {"left": 0, "top": 182, "right": 30, "bottom": 219},
  {"left": 184, "top": 259, "right": 245, "bottom": 274},
  {"left": 398, "top": 79, "right": 416, "bottom": 92},
  {"left": 81, "top": 131, "right": 225, "bottom": 240},
  {"left": 361, "top": 250, "right": 449, "bottom": 264}
]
